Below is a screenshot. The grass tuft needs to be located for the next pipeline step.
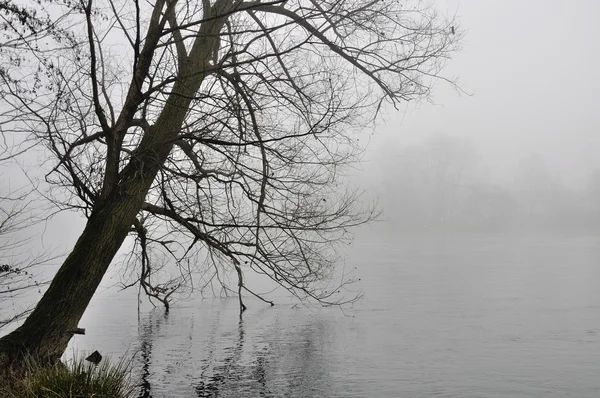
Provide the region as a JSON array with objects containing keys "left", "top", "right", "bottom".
[{"left": 1, "top": 352, "right": 136, "bottom": 398}]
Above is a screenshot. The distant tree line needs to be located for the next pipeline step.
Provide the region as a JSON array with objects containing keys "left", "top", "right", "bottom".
[{"left": 376, "top": 135, "right": 600, "bottom": 232}]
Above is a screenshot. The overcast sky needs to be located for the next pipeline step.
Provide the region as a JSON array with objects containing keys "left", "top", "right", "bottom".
[{"left": 367, "top": 0, "right": 600, "bottom": 189}]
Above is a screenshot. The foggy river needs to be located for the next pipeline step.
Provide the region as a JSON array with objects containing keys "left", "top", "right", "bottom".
[{"left": 68, "top": 231, "right": 600, "bottom": 397}]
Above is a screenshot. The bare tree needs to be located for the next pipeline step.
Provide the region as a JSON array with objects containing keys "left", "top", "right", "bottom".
[{"left": 0, "top": 0, "right": 461, "bottom": 367}]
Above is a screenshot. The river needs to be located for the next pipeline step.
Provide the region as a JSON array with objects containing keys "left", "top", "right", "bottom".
[{"left": 67, "top": 230, "right": 600, "bottom": 397}]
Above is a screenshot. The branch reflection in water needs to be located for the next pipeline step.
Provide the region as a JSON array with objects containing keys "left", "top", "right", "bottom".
[{"left": 134, "top": 299, "right": 341, "bottom": 397}]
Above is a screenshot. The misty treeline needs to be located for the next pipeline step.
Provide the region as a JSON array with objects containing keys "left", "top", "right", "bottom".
[{"left": 375, "top": 135, "right": 600, "bottom": 231}]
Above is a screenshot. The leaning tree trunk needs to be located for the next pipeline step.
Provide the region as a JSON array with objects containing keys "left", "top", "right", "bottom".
[
  {"left": 0, "top": 3, "right": 229, "bottom": 371},
  {"left": 0, "top": 113, "right": 182, "bottom": 367},
  {"left": 0, "top": 114, "right": 180, "bottom": 369},
  {"left": 0, "top": 185, "right": 148, "bottom": 367}
]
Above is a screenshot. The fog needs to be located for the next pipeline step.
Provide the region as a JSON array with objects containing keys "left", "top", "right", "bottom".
[{"left": 346, "top": 0, "right": 600, "bottom": 233}]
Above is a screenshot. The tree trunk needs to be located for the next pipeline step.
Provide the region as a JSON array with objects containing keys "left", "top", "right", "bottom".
[
  {"left": 0, "top": 2, "right": 229, "bottom": 371},
  {"left": 0, "top": 180, "right": 150, "bottom": 367},
  {"left": 0, "top": 91, "right": 184, "bottom": 367},
  {"left": 0, "top": 103, "right": 184, "bottom": 366}
]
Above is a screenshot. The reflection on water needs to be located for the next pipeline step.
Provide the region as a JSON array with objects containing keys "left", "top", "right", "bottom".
[
  {"left": 192, "top": 315, "right": 250, "bottom": 397},
  {"left": 70, "top": 232, "right": 600, "bottom": 397},
  {"left": 133, "top": 301, "right": 344, "bottom": 397},
  {"left": 138, "top": 311, "right": 156, "bottom": 398}
]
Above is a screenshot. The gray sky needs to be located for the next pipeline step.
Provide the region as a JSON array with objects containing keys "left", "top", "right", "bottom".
[{"left": 367, "top": 0, "right": 600, "bottom": 189}]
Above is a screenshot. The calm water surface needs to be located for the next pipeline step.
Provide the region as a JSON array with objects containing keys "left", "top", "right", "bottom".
[{"left": 69, "top": 232, "right": 600, "bottom": 397}]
